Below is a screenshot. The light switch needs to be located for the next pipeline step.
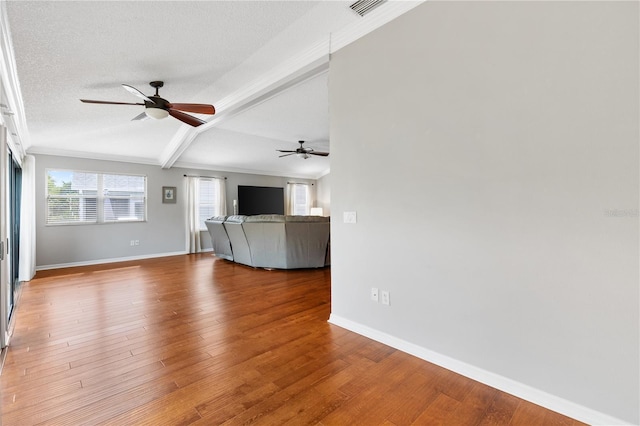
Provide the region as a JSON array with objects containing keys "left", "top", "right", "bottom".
[{"left": 343, "top": 211, "right": 357, "bottom": 224}]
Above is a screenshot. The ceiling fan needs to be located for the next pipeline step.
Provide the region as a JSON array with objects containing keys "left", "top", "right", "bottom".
[
  {"left": 80, "top": 81, "right": 215, "bottom": 127},
  {"left": 277, "top": 141, "right": 329, "bottom": 159}
]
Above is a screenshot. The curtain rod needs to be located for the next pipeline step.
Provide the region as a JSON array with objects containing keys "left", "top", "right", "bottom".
[
  {"left": 287, "top": 181, "right": 314, "bottom": 185},
  {"left": 184, "top": 174, "right": 227, "bottom": 180}
]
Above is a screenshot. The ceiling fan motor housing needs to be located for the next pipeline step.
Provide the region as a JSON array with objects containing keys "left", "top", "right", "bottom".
[{"left": 149, "top": 81, "right": 164, "bottom": 91}]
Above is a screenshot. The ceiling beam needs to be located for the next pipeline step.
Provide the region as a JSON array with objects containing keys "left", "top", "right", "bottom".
[
  {"left": 159, "top": 0, "right": 425, "bottom": 169},
  {"left": 159, "top": 40, "right": 330, "bottom": 169}
]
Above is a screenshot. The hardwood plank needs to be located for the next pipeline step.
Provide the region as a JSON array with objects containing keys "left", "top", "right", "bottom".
[
  {"left": 195, "top": 382, "right": 281, "bottom": 422},
  {"left": 477, "top": 391, "right": 521, "bottom": 425},
  {"left": 447, "top": 381, "right": 499, "bottom": 426},
  {"left": 0, "top": 254, "right": 585, "bottom": 425},
  {"left": 511, "top": 400, "right": 549, "bottom": 426},
  {"left": 319, "top": 352, "right": 430, "bottom": 424},
  {"left": 411, "top": 393, "right": 461, "bottom": 425},
  {"left": 384, "top": 371, "right": 441, "bottom": 425},
  {"left": 268, "top": 388, "right": 350, "bottom": 425}
]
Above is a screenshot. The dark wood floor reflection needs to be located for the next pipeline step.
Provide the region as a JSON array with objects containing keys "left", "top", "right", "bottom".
[{"left": 1, "top": 254, "right": 584, "bottom": 425}]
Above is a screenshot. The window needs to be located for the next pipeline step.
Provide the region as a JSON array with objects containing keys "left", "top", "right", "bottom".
[
  {"left": 287, "top": 183, "right": 311, "bottom": 216},
  {"left": 47, "top": 170, "right": 146, "bottom": 225},
  {"left": 103, "top": 174, "right": 146, "bottom": 222},
  {"left": 197, "top": 178, "right": 225, "bottom": 230}
]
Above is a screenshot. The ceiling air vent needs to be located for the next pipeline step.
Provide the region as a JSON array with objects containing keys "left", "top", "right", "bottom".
[{"left": 349, "top": 0, "right": 387, "bottom": 17}]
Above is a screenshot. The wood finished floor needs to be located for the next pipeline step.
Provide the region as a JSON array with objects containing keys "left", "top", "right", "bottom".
[{"left": 0, "top": 254, "right": 584, "bottom": 425}]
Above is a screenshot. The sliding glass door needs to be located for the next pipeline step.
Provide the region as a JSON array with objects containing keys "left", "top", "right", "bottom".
[
  {"left": 0, "top": 126, "right": 7, "bottom": 348},
  {"left": 8, "top": 151, "right": 20, "bottom": 319},
  {"left": 0, "top": 140, "right": 22, "bottom": 348}
]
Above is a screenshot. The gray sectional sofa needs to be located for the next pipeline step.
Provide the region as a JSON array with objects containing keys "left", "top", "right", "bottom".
[{"left": 204, "top": 214, "right": 330, "bottom": 269}]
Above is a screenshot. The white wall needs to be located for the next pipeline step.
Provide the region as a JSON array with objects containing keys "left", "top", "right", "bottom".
[
  {"left": 35, "top": 154, "right": 316, "bottom": 268},
  {"left": 316, "top": 173, "right": 330, "bottom": 216},
  {"left": 329, "top": 2, "right": 638, "bottom": 424}
]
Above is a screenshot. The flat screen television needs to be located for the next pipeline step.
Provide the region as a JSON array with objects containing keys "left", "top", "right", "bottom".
[{"left": 237, "top": 185, "right": 285, "bottom": 215}]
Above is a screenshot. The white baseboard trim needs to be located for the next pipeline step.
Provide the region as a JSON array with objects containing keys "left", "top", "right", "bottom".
[
  {"left": 328, "top": 314, "right": 630, "bottom": 426},
  {"left": 36, "top": 251, "right": 189, "bottom": 271}
]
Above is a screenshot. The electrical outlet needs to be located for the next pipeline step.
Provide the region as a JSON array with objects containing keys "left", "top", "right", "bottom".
[
  {"left": 134, "top": 240, "right": 140, "bottom": 246},
  {"left": 381, "top": 291, "right": 390, "bottom": 306},
  {"left": 371, "top": 287, "right": 379, "bottom": 302}
]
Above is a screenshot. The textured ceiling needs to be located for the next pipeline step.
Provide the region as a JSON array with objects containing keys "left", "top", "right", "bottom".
[{"left": 5, "top": 1, "right": 417, "bottom": 178}]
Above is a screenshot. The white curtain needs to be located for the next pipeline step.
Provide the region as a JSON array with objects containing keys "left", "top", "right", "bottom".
[
  {"left": 186, "top": 176, "right": 201, "bottom": 253},
  {"left": 286, "top": 183, "right": 295, "bottom": 215},
  {"left": 215, "top": 178, "right": 227, "bottom": 216},
  {"left": 186, "top": 177, "right": 227, "bottom": 253},
  {"left": 18, "top": 155, "right": 36, "bottom": 281},
  {"left": 308, "top": 184, "right": 315, "bottom": 213}
]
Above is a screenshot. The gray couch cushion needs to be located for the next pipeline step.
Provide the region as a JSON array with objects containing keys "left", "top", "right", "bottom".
[
  {"left": 204, "top": 217, "right": 233, "bottom": 261},
  {"left": 242, "top": 220, "right": 287, "bottom": 269},
  {"left": 207, "top": 215, "right": 228, "bottom": 223},
  {"left": 225, "top": 215, "right": 248, "bottom": 223},
  {"left": 223, "top": 216, "right": 252, "bottom": 266},
  {"left": 285, "top": 215, "right": 329, "bottom": 223},
  {"left": 284, "top": 221, "right": 330, "bottom": 268},
  {"left": 244, "top": 214, "right": 286, "bottom": 223}
]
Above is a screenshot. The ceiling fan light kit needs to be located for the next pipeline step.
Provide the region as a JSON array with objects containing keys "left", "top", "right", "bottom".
[
  {"left": 145, "top": 108, "right": 169, "bottom": 120},
  {"left": 80, "top": 81, "right": 215, "bottom": 127}
]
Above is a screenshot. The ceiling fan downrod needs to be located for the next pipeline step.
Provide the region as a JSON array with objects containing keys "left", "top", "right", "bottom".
[{"left": 149, "top": 81, "right": 164, "bottom": 97}]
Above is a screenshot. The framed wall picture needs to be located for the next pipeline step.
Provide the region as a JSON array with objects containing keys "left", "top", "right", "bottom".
[{"left": 162, "top": 186, "right": 176, "bottom": 204}]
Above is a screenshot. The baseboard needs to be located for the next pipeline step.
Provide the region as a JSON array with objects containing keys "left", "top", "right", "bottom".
[
  {"left": 35, "top": 251, "right": 189, "bottom": 271},
  {"left": 328, "top": 314, "right": 630, "bottom": 426}
]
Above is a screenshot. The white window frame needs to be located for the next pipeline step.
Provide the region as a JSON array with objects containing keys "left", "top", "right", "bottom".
[{"left": 46, "top": 169, "right": 147, "bottom": 225}]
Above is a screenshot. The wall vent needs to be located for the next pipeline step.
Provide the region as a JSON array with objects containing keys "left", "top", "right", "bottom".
[{"left": 349, "top": 0, "right": 387, "bottom": 17}]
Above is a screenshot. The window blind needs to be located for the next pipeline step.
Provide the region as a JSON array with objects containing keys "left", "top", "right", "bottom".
[
  {"left": 198, "top": 179, "right": 222, "bottom": 230},
  {"left": 46, "top": 170, "right": 146, "bottom": 225},
  {"left": 103, "top": 174, "right": 146, "bottom": 222}
]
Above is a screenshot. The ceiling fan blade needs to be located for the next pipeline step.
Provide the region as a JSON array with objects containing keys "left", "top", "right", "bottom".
[
  {"left": 168, "top": 103, "right": 215, "bottom": 115},
  {"left": 169, "top": 109, "right": 206, "bottom": 127},
  {"left": 309, "top": 151, "right": 329, "bottom": 156},
  {"left": 276, "top": 149, "right": 296, "bottom": 153},
  {"left": 80, "top": 99, "right": 145, "bottom": 106},
  {"left": 122, "top": 84, "right": 155, "bottom": 104},
  {"left": 279, "top": 153, "right": 296, "bottom": 158},
  {"left": 131, "top": 112, "right": 149, "bottom": 121}
]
